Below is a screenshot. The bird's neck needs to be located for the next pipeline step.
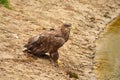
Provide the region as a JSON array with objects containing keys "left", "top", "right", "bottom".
[{"left": 61, "top": 27, "right": 70, "bottom": 42}]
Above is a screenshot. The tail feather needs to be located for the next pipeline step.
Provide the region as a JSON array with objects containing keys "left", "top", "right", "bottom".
[{"left": 22, "top": 47, "right": 28, "bottom": 52}]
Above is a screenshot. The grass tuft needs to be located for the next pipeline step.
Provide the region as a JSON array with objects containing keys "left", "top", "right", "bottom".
[
  {"left": 66, "top": 70, "right": 79, "bottom": 79},
  {"left": 0, "top": 0, "right": 11, "bottom": 9}
]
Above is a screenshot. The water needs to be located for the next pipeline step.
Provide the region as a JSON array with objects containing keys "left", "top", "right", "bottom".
[{"left": 94, "top": 16, "right": 120, "bottom": 80}]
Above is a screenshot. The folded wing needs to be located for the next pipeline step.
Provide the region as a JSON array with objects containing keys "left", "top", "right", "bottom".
[{"left": 24, "top": 30, "right": 65, "bottom": 54}]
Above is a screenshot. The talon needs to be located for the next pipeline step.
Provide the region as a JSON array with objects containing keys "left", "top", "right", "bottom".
[{"left": 57, "top": 60, "right": 64, "bottom": 66}]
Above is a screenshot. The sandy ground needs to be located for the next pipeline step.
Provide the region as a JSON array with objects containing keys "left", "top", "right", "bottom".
[{"left": 0, "top": 0, "right": 120, "bottom": 80}]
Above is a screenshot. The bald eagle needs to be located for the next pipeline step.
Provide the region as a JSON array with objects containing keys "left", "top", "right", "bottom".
[{"left": 23, "top": 23, "right": 71, "bottom": 65}]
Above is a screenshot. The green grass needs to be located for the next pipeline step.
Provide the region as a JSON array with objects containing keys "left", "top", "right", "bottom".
[{"left": 0, "top": 0, "right": 11, "bottom": 9}]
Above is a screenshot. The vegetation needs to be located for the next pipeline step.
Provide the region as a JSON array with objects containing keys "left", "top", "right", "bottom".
[
  {"left": 0, "top": 0, "right": 11, "bottom": 9},
  {"left": 66, "top": 71, "right": 79, "bottom": 79}
]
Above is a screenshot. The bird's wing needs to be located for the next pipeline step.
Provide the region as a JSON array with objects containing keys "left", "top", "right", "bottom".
[
  {"left": 23, "top": 35, "right": 40, "bottom": 52},
  {"left": 24, "top": 34, "right": 49, "bottom": 53},
  {"left": 28, "top": 35, "right": 40, "bottom": 44},
  {"left": 45, "top": 30, "right": 65, "bottom": 47},
  {"left": 24, "top": 30, "right": 65, "bottom": 54}
]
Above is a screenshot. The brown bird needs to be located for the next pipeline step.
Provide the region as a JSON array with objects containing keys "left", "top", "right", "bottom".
[{"left": 23, "top": 23, "right": 71, "bottom": 65}]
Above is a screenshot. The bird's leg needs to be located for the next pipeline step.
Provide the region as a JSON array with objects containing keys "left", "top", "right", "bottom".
[{"left": 50, "top": 51, "right": 59, "bottom": 66}]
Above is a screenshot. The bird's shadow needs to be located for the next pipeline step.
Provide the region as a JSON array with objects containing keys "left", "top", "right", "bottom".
[{"left": 26, "top": 53, "right": 50, "bottom": 60}]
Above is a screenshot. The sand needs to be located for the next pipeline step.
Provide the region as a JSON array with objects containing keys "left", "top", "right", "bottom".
[{"left": 0, "top": 0, "right": 120, "bottom": 80}]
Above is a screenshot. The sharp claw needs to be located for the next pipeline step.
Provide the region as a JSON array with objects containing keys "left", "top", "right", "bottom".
[
  {"left": 56, "top": 60, "right": 64, "bottom": 66},
  {"left": 57, "top": 60, "right": 62, "bottom": 64},
  {"left": 49, "top": 58, "right": 64, "bottom": 67}
]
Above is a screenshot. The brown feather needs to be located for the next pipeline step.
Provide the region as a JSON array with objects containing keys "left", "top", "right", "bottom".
[{"left": 23, "top": 23, "right": 71, "bottom": 63}]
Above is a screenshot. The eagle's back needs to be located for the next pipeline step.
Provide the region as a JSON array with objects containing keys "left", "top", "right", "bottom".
[{"left": 24, "top": 29, "right": 65, "bottom": 54}]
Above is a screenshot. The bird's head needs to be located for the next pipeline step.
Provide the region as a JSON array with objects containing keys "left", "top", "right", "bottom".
[
  {"left": 61, "top": 23, "right": 71, "bottom": 41},
  {"left": 63, "top": 23, "right": 72, "bottom": 28},
  {"left": 61, "top": 23, "right": 72, "bottom": 32}
]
